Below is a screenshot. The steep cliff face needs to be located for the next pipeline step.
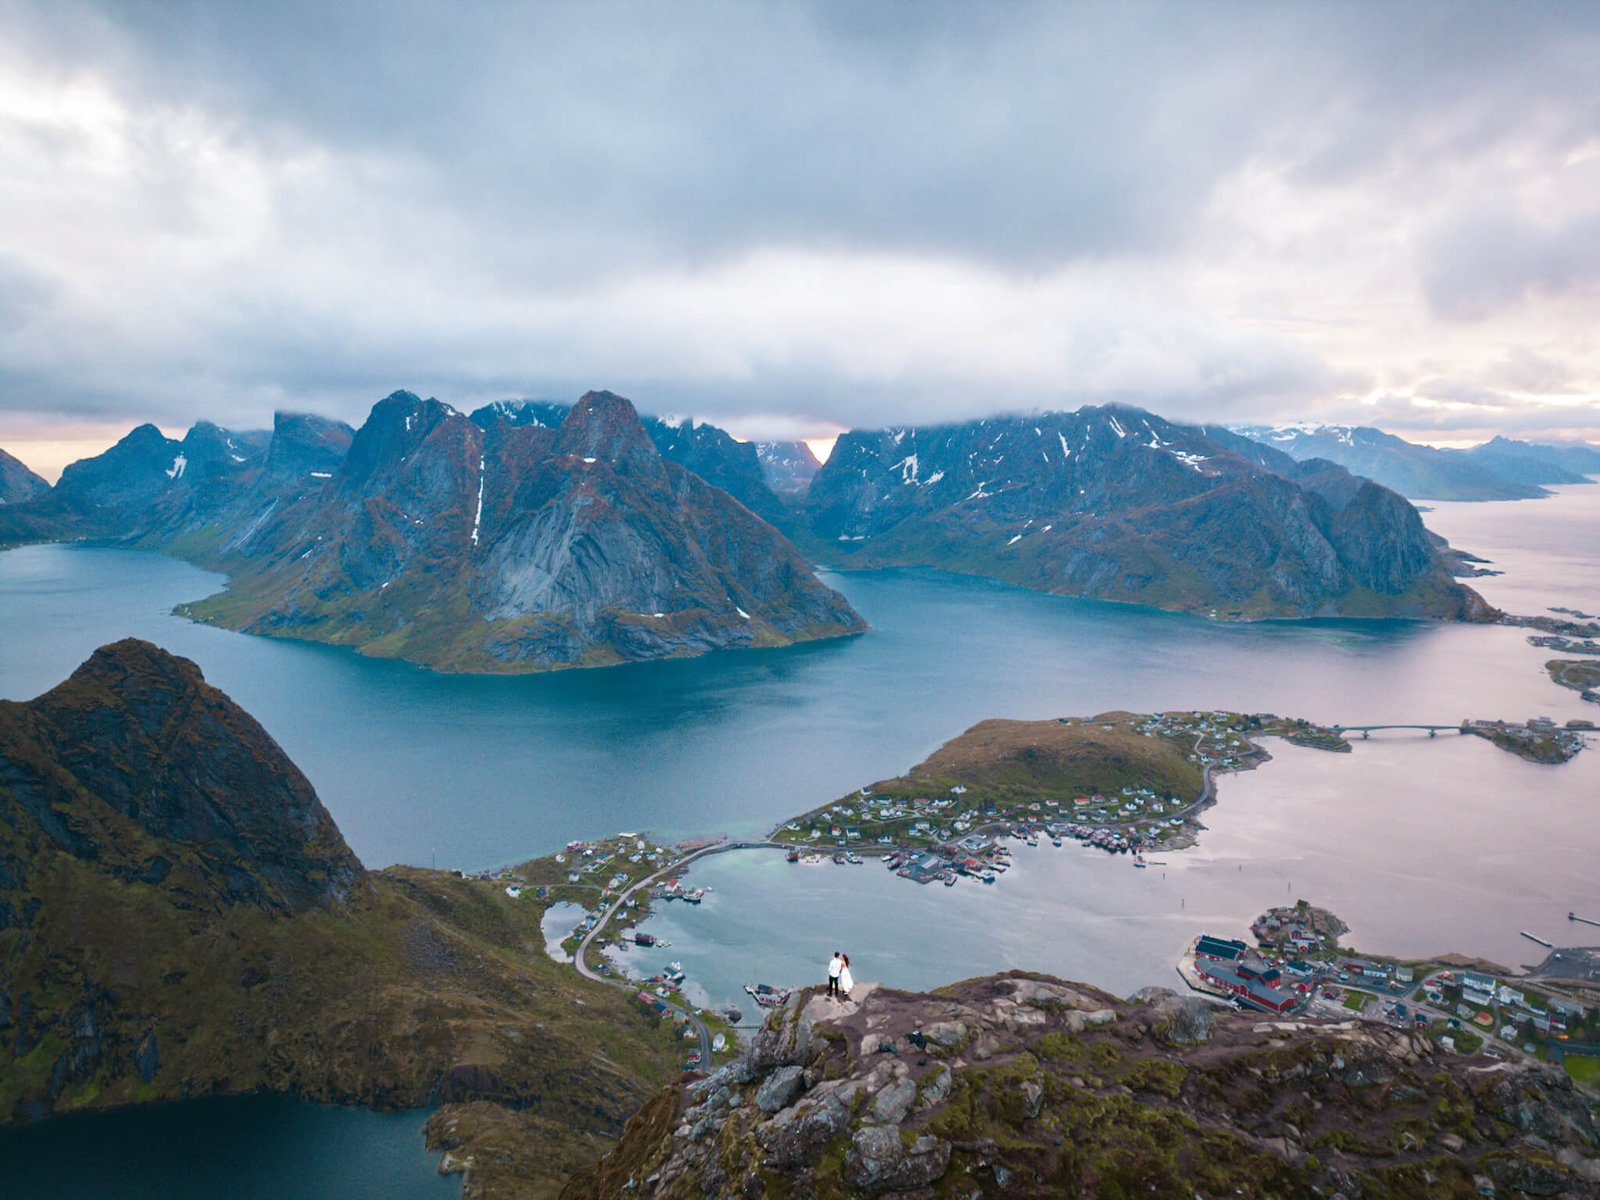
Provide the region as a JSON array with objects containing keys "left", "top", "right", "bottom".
[
  {"left": 184, "top": 390, "right": 863, "bottom": 671},
  {"left": 806, "top": 406, "right": 1486, "bottom": 620},
  {"left": 564, "top": 973, "right": 1600, "bottom": 1200},
  {"left": 0, "top": 642, "right": 678, "bottom": 1190},
  {"left": 0, "top": 448, "right": 49, "bottom": 505}
]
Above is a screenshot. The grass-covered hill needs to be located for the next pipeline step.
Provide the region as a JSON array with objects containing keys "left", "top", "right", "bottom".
[
  {"left": 869, "top": 715, "right": 1205, "bottom": 808},
  {"left": 0, "top": 639, "right": 681, "bottom": 1197}
]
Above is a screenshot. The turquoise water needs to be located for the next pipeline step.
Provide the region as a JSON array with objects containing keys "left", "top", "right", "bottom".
[{"left": 0, "top": 1095, "right": 455, "bottom": 1200}]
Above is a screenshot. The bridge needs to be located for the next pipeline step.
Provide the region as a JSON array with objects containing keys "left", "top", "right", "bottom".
[{"left": 1330, "top": 723, "right": 1468, "bottom": 739}]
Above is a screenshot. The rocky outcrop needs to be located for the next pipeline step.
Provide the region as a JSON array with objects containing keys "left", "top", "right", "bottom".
[
  {"left": 182, "top": 389, "right": 862, "bottom": 672},
  {"left": 562, "top": 971, "right": 1600, "bottom": 1199},
  {"left": 471, "top": 398, "right": 790, "bottom": 523},
  {"left": 806, "top": 405, "right": 1488, "bottom": 620}
]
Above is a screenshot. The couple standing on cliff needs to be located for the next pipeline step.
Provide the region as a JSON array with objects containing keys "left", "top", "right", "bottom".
[{"left": 826, "top": 951, "right": 854, "bottom": 1000}]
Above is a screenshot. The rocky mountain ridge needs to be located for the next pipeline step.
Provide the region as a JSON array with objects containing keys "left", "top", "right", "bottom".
[
  {"left": 0, "top": 393, "right": 862, "bottom": 673},
  {"left": 564, "top": 973, "right": 1600, "bottom": 1199},
  {"left": 806, "top": 405, "right": 1488, "bottom": 620},
  {"left": 180, "top": 390, "right": 863, "bottom": 671},
  {"left": 1234, "top": 424, "right": 1600, "bottom": 502}
]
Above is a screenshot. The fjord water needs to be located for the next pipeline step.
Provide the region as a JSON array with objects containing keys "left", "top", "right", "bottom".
[
  {"left": 0, "top": 486, "right": 1594, "bottom": 870},
  {"left": 0, "top": 1095, "right": 453, "bottom": 1199}
]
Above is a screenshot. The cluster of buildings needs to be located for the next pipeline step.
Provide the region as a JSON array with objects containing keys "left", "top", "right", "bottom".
[
  {"left": 1435, "top": 971, "right": 1586, "bottom": 1040},
  {"left": 1187, "top": 935, "right": 1305, "bottom": 1014}
]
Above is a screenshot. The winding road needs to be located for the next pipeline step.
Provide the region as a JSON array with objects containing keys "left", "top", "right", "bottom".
[{"left": 569, "top": 839, "right": 783, "bottom": 1067}]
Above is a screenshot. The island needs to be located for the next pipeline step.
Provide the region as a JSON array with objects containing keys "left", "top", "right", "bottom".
[{"left": 1547, "top": 659, "right": 1600, "bottom": 704}]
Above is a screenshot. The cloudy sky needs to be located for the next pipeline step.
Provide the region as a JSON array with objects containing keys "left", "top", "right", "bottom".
[{"left": 1, "top": 1, "right": 1598, "bottom": 476}]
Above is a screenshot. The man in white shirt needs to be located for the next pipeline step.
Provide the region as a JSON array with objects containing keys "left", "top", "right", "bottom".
[{"left": 827, "top": 951, "right": 843, "bottom": 999}]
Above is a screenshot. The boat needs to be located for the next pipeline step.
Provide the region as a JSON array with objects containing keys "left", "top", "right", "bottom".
[
  {"left": 786, "top": 848, "right": 800, "bottom": 863},
  {"left": 1520, "top": 931, "right": 1554, "bottom": 948},
  {"left": 1133, "top": 854, "right": 1147, "bottom": 869},
  {"left": 942, "top": 872, "right": 957, "bottom": 887},
  {"left": 744, "top": 982, "right": 793, "bottom": 1008},
  {"left": 832, "top": 852, "right": 848, "bottom": 865},
  {"left": 980, "top": 871, "right": 996, "bottom": 884}
]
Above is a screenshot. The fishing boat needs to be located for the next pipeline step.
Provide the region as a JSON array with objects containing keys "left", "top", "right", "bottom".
[
  {"left": 786, "top": 848, "right": 800, "bottom": 863},
  {"left": 942, "top": 872, "right": 957, "bottom": 887},
  {"left": 1133, "top": 854, "right": 1147, "bottom": 869}
]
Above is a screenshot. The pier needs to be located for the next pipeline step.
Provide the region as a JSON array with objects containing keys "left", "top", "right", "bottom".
[{"left": 1571, "top": 912, "right": 1600, "bottom": 930}]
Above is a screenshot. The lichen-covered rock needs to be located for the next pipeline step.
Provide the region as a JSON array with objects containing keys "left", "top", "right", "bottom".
[{"left": 843, "top": 1126, "right": 952, "bottom": 1194}]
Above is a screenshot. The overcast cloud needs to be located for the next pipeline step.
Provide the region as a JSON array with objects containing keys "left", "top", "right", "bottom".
[{"left": 1, "top": 0, "right": 1597, "bottom": 474}]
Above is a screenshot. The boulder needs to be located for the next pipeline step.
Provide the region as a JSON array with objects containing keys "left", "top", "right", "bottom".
[
  {"left": 843, "top": 1126, "right": 952, "bottom": 1194},
  {"left": 755, "top": 1065, "right": 806, "bottom": 1114}
]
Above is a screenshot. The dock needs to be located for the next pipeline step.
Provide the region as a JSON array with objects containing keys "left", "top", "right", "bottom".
[
  {"left": 1521, "top": 930, "right": 1554, "bottom": 948},
  {"left": 1570, "top": 912, "right": 1600, "bottom": 929}
]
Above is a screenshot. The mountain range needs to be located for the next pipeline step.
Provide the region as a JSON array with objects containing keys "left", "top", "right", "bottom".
[
  {"left": 0, "top": 392, "right": 864, "bottom": 673},
  {"left": 0, "top": 639, "right": 679, "bottom": 1195},
  {"left": 0, "top": 398, "right": 1505, "bottom": 667},
  {"left": 805, "top": 406, "right": 1488, "bottom": 620},
  {"left": 1233, "top": 424, "right": 1600, "bottom": 502}
]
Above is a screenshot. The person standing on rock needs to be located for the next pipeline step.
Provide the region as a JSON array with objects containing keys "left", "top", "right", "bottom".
[
  {"left": 838, "top": 954, "right": 854, "bottom": 1001},
  {"left": 827, "top": 950, "right": 843, "bottom": 998}
]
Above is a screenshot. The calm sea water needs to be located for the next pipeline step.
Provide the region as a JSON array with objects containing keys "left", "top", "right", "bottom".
[
  {"left": 1, "top": 486, "right": 1594, "bottom": 869},
  {"left": 0, "top": 1095, "right": 454, "bottom": 1200},
  {"left": 617, "top": 734, "right": 1600, "bottom": 1011}
]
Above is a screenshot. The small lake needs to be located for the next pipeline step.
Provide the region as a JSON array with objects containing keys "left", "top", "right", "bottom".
[{"left": 0, "top": 1095, "right": 455, "bottom": 1200}]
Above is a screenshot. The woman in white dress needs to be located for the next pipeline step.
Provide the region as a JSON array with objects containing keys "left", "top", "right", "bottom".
[{"left": 838, "top": 954, "right": 854, "bottom": 1000}]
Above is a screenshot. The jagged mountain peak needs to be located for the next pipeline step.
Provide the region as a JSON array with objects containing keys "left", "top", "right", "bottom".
[
  {"left": 556, "top": 389, "right": 658, "bottom": 471},
  {"left": 344, "top": 390, "right": 478, "bottom": 484}
]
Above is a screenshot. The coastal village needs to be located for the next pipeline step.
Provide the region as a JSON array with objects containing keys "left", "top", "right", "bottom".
[
  {"left": 767, "top": 710, "right": 1350, "bottom": 886},
  {"left": 1181, "top": 902, "right": 1600, "bottom": 1090},
  {"left": 491, "top": 707, "right": 1599, "bottom": 1087}
]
